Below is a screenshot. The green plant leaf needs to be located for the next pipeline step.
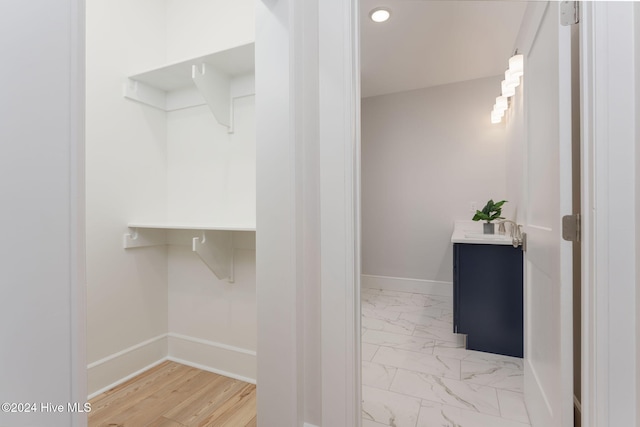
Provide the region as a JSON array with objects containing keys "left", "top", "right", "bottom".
[{"left": 474, "top": 199, "right": 508, "bottom": 222}]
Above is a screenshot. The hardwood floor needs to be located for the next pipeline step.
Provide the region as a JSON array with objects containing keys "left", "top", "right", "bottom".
[{"left": 89, "top": 361, "right": 256, "bottom": 427}]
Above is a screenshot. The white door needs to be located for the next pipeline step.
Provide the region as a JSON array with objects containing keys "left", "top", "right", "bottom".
[{"left": 522, "top": 2, "right": 574, "bottom": 427}]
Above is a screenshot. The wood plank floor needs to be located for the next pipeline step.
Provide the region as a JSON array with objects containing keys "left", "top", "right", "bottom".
[{"left": 88, "top": 361, "right": 256, "bottom": 427}]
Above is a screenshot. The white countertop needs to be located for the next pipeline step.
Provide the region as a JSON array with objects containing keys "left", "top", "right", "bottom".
[{"left": 451, "top": 220, "right": 514, "bottom": 245}]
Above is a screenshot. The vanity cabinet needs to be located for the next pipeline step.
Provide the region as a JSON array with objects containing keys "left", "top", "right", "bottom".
[{"left": 453, "top": 243, "right": 523, "bottom": 358}]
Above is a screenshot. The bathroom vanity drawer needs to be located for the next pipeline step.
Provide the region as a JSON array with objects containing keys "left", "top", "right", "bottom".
[{"left": 453, "top": 243, "right": 523, "bottom": 358}]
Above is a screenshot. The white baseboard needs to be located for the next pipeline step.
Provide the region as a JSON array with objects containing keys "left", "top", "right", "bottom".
[
  {"left": 303, "top": 423, "right": 320, "bottom": 427},
  {"left": 87, "top": 332, "right": 257, "bottom": 399},
  {"left": 361, "top": 274, "right": 452, "bottom": 297},
  {"left": 168, "top": 333, "right": 256, "bottom": 383},
  {"left": 87, "top": 334, "right": 168, "bottom": 398}
]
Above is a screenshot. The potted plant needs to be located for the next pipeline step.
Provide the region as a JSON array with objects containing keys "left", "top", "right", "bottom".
[{"left": 472, "top": 199, "right": 507, "bottom": 234}]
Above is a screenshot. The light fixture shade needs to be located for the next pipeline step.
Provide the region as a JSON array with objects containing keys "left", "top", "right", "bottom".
[
  {"left": 491, "top": 110, "right": 502, "bottom": 124},
  {"left": 495, "top": 96, "right": 508, "bottom": 110},
  {"left": 501, "top": 80, "right": 515, "bottom": 97},
  {"left": 504, "top": 70, "right": 520, "bottom": 89},
  {"left": 370, "top": 8, "right": 391, "bottom": 22},
  {"left": 493, "top": 105, "right": 505, "bottom": 117},
  {"left": 509, "top": 54, "right": 524, "bottom": 78}
]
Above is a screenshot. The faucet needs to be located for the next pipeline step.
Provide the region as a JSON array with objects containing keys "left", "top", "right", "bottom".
[
  {"left": 497, "top": 220, "right": 524, "bottom": 248},
  {"left": 497, "top": 220, "right": 518, "bottom": 237}
]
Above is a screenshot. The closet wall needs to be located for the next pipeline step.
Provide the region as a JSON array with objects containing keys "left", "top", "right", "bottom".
[{"left": 86, "top": 0, "right": 256, "bottom": 396}]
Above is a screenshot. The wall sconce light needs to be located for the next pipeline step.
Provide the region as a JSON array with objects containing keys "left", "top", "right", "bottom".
[
  {"left": 509, "top": 54, "right": 524, "bottom": 78},
  {"left": 492, "top": 53, "right": 524, "bottom": 124},
  {"left": 501, "top": 80, "right": 515, "bottom": 98}
]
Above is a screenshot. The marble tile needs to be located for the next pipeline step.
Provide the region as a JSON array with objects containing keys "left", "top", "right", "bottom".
[
  {"left": 399, "top": 311, "right": 453, "bottom": 330},
  {"left": 463, "top": 351, "right": 524, "bottom": 370},
  {"left": 461, "top": 361, "right": 524, "bottom": 393},
  {"left": 362, "top": 316, "right": 416, "bottom": 336},
  {"left": 362, "top": 419, "right": 391, "bottom": 427},
  {"left": 413, "top": 324, "right": 466, "bottom": 345},
  {"left": 362, "top": 361, "right": 398, "bottom": 390},
  {"left": 378, "top": 289, "right": 419, "bottom": 298},
  {"left": 373, "top": 294, "right": 433, "bottom": 309},
  {"left": 362, "top": 343, "right": 380, "bottom": 362},
  {"left": 362, "top": 306, "right": 402, "bottom": 322},
  {"left": 390, "top": 369, "right": 500, "bottom": 416},
  {"left": 423, "top": 295, "right": 454, "bottom": 308},
  {"left": 439, "top": 311, "right": 454, "bottom": 323},
  {"left": 362, "top": 330, "right": 435, "bottom": 354},
  {"left": 497, "top": 389, "right": 530, "bottom": 424},
  {"left": 360, "top": 288, "right": 529, "bottom": 427},
  {"left": 362, "top": 385, "right": 421, "bottom": 427},
  {"left": 385, "top": 304, "right": 444, "bottom": 316},
  {"left": 372, "top": 346, "right": 461, "bottom": 380},
  {"left": 417, "top": 400, "right": 531, "bottom": 427},
  {"left": 432, "top": 340, "right": 473, "bottom": 360},
  {"left": 361, "top": 288, "right": 415, "bottom": 297},
  {"left": 362, "top": 298, "right": 389, "bottom": 311}
]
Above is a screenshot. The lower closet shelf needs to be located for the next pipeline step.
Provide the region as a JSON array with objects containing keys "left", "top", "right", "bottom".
[{"left": 123, "top": 222, "right": 256, "bottom": 283}]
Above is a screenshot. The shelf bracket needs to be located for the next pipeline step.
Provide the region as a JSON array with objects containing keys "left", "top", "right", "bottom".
[
  {"left": 123, "top": 79, "right": 167, "bottom": 111},
  {"left": 192, "top": 230, "right": 234, "bottom": 283},
  {"left": 192, "top": 63, "right": 231, "bottom": 130},
  {"left": 123, "top": 227, "right": 167, "bottom": 249}
]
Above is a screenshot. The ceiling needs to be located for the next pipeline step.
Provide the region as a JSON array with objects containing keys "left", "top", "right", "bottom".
[{"left": 360, "top": 0, "right": 528, "bottom": 98}]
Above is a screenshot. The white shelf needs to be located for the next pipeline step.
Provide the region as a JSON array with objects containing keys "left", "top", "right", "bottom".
[
  {"left": 123, "top": 222, "right": 255, "bottom": 283},
  {"left": 123, "top": 43, "right": 255, "bottom": 132},
  {"left": 127, "top": 222, "right": 255, "bottom": 232}
]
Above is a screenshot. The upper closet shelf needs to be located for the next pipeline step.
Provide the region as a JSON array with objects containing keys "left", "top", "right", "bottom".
[
  {"left": 127, "top": 222, "right": 256, "bottom": 232},
  {"left": 123, "top": 43, "right": 255, "bottom": 133}
]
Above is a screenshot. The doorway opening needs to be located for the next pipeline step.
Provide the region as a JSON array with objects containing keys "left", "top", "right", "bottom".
[{"left": 358, "top": 2, "right": 581, "bottom": 426}]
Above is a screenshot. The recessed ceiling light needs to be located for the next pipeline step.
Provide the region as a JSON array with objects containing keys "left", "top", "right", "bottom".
[{"left": 370, "top": 8, "right": 391, "bottom": 23}]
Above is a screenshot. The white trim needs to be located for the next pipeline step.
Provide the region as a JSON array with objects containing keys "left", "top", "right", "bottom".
[
  {"left": 580, "top": 3, "right": 639, "bottom": 427},
  {"left": 87, "top": 358, "right": 168, "bottom": 400},
  {"left": 88, "top": 355, "right": 256, "bottom": 401},
  {"left": 318, "top": 0, "right": 360, "bottom": 425},
  {"left": 361, "top": 274, "right": 452, "bottom": 297},
  {"left": 168, "top": 333, "right": 256, "bottom": 383},
  {"left": 303, "top": 424, "right": 320, "bottom": 427},
  {"left": 87, "top": 334, "right": 167, "bottom": 369},
  {"left": 166, "top": 356, "right": 256, "bottom": 385},
  {"left": 87, "top": 333, "right": 255, "bottom": 398},
  {"left": 87, "top": 334, "right": 168, "bottom": 396},
  {"left": 255, "top": 0, "right": 303, "bottom": 424},
  {"left": 70, "top": 0, "right": 87, "bottom": 425},
  {"left": 167, "top": 333, "right": 256, "bottom": 357}
]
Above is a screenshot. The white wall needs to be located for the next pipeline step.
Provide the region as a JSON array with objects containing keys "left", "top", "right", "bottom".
[
  {"left": 505, "top": 82, "right": 525, "bottom": 224},
  {"left": 86, "top": 0, "right": 256, "bottom": 395},
  {"left": 636, "top": 4, "right": 640, "bottom": 421},
  {"left": 164, "top": 0, "right": 256, "bottom": 381},
  {"left": 86, "top": 0, "right": 169, "bottom": 394},
  {"left": 0, "top": 1, "right": 85, "bottom": 426},
  {"left": 361, "top": 76, "right": 508, "bottom": 283},
  {"left": 165, "top": 0, "right": 255, "bottom": 64}
]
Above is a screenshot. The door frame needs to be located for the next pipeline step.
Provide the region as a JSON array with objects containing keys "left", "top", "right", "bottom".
[
  {"left": 254, "top": 1, "right": 640, "bottom": 426},
  {"left": 579, "top": 3, "right": 638, "bottom": 426}
]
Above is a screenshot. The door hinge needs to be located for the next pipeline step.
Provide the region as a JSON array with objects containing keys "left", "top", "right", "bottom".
[
  {"left": 562, "top": 213, "right": 581, "bottom": 242},
  {"left": 561, "top": 1, "right": 579, "bottom": 26}
]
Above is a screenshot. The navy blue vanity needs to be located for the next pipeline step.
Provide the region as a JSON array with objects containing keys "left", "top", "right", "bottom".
[{"left": 451, "top": 222, "right": 524, "bottom": 358}]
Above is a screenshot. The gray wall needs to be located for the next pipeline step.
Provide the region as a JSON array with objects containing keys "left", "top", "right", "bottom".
[{"left": 361, "top": 76, "right": 508, "bottom": 282}]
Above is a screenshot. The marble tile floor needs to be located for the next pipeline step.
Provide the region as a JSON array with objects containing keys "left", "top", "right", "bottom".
[{"left": 361, "top": 288, "right": 531, "bottom": 427}]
